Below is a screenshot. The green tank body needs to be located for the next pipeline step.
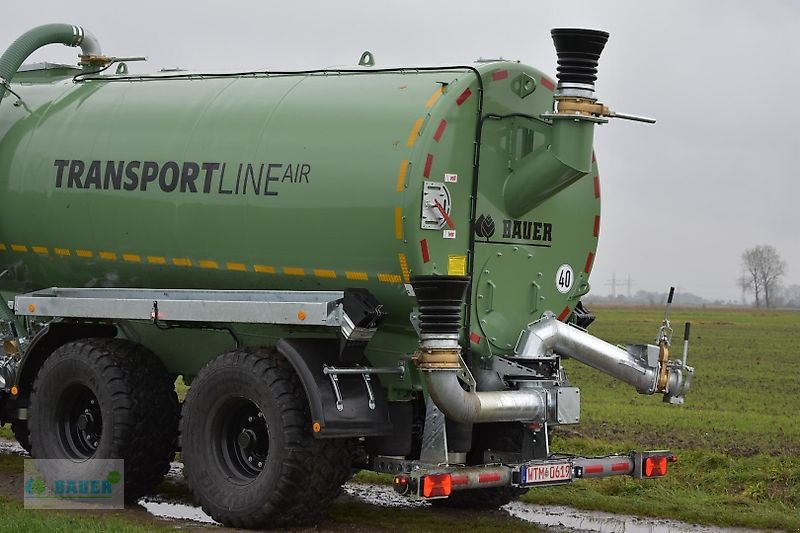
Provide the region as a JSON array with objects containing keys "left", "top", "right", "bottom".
[{"left": 0, "top": 58, "right": 599, "bottom": 368}]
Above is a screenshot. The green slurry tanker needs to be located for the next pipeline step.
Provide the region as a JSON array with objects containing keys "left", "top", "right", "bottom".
[{"left": 0, "top": 23, "right": 694, "bottom": 527}]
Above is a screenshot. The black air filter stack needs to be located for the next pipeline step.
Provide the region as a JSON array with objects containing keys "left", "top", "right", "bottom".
[{"left": 550, "top": 28, "right": 609, "bottom": 96}]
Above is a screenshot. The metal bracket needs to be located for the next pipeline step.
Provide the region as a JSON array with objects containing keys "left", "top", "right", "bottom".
[
  {"left": 322, "top": 363, "right": 405, "bottom": 412},
  {"left": 327, "top": 372, "right": 344, "bottom": 411},
  {"left": 419, "top": 396, "right": 448, "bottom": 464},
  {"left": 358, "top": 50, "right": 375, "bottom": 67},
  {"left": 492, "top": 355, "right": 543, "bottom": 379},
  {"left": 362, "top": 373, "right": 376, "bottom": 410},
  {"left": 456, "top": 354, "right": 477, "bottom": 392}
]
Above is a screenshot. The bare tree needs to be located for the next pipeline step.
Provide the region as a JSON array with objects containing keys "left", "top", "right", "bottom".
[{"left": 739, "top": 245, "right": 786, "bottom": 308}]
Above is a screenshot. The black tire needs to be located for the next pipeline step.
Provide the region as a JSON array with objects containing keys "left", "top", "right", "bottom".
[
  {"left": 10, "top": 420, "right": 30, "bottom": 454},
  {"left": 181, "top": 347, "right": 354, "bottom": 529},
  {"left": 28, "top": 338, "right": 179, "bottom": 500},
  {"left": 432, "top": 422, "right": 528, "bottom": 510}
]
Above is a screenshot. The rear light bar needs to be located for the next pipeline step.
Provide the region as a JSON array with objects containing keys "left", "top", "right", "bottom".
[
  {"left": 388, "top": 450, "right": 676, "bottom": 500},
  {"left": 393, "top": 466, "right": 510, "bottom": 499}
]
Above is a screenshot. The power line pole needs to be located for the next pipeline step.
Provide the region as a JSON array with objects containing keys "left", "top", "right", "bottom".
[
  {"left": 625, "top": 274, "right": 636, "bottom": 299},
  {"left": 607, "top": 273, "right": 617, "bottom": 296}
]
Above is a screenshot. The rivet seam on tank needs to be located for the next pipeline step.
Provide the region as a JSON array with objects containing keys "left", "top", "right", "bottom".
[{"left": 0, "top": 245, "right": 403, "bottom": 284}]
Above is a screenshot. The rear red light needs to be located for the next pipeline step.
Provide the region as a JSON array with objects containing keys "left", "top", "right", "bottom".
[
  {"left": 422, "top": 473, "right": 452, "bottom": 498},
  {"left": 644, "top": 456, "right": 668, "bottom": 477},
  {"left": 393, "top": 475, "right": 410, "bottom": 495}
]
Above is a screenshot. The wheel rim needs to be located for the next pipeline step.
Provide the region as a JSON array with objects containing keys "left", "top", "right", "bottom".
[
  {"left": 215, "top": 397, "right": 269, "bottom": 482},
  {"left": 56, "top": 385, "right": 102, "bottom": 459}
]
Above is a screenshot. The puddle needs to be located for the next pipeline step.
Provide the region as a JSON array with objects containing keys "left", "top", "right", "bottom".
[
  {"left": 136, "top": 481, "right": 763, "bottom": 532},
  {"left": 139, "top": 498, "right": 217, "bottom": 525},
  {"left": 343, "top": 483, "right": 760, "bottom": 533},
  {"left": 0, "top": 439, "right": 26, "bottom": 455},
  {"left": 343, "top": 482, "right": 428, "bottom": 509},
  {"left": 503, "top": 502, "right": 760, "bottom": 533},
  {"left": 0, "top": 441, "right": 759, "bottom": 533},
  {"left": 137, "top": 482, "right": 427, "bottom": 525}
]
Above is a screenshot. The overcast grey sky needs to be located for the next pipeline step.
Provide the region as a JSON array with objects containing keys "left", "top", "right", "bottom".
[{"left": 4, "top": 1, "right": 799, "bottom": 301}]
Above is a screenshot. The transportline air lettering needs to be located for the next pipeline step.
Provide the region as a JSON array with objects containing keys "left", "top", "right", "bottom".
[{"left": 53, "top": 160, "right": 311, "bottom": 196}]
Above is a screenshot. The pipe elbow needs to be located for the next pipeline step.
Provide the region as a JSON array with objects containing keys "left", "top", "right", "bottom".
[
  {"left": 524, "top": 318, "right": 660, "bottom": 395},
  {"left": 0, "top": 24, "right": 102, "bottom": 85},
  {"left": 424, "top": 370, "right": 546, "bottom": 423},
  {"left": 78, "top": 28, "right": 102, "bottom": 57}
]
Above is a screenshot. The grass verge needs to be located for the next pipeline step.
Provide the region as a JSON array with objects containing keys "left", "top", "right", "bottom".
[{"left": 523, "top": 306, "right": 800, "bottom": 531}]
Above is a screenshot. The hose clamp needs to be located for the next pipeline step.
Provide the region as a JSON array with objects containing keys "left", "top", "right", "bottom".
[{"left": 413, "top": 348, "right": 461, "bottom": 370}]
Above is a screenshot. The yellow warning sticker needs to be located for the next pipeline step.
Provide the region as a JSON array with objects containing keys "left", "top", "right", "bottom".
[{"left": 448, "top": 255, "right": 467, "bottom": 276}]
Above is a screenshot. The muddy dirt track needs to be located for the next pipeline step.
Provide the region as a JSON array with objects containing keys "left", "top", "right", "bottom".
[{"left": 0, "top": 440, "right": 759, "bottom": 533}]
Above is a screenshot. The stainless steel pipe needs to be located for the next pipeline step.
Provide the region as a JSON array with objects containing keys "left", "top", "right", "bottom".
[{"left": 423, "top": 370, "right": 546, "bottom": 423}]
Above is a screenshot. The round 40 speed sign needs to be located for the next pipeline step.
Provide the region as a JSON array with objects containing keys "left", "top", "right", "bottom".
[{"left": 555, "top": 264, "right": 574, "bottom": 294}]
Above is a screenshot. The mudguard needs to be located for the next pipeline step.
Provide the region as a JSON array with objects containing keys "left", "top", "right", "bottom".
[
  {"left": 15, "top": 321, "right": 117, "bottom": 399},
  {"left": 276, "top": 338, "right": 393, "bottom": 438}
]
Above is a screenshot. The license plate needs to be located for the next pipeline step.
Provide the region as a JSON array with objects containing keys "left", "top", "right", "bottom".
[{"left": 520, "top": 462, "right": 573, "bottom": 485}]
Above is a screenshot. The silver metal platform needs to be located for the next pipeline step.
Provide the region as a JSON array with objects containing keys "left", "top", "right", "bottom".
[{"left": 13, "top": 287, "right": 344, "bottom": 326}]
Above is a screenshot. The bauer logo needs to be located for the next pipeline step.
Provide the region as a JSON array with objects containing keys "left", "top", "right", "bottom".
[
  {"left": 474, "top": 214, "right": 496, "bottom": 239},
  {"left": 502, "top": 219, "right": 552, "bottom": 243},
  {"left": 475, "top": 214, "right": 553, "bottom": 246},
  {"left": 23, "top": 458, "right": 124, "bottom": 509}
]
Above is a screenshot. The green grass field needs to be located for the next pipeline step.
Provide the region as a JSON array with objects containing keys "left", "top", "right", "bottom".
[
  {"left": 525, "top": 306, "right": 800, "bottom": 531},
  {"left": 2, "top": 307, "right": 798, "bottom": 531}
]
